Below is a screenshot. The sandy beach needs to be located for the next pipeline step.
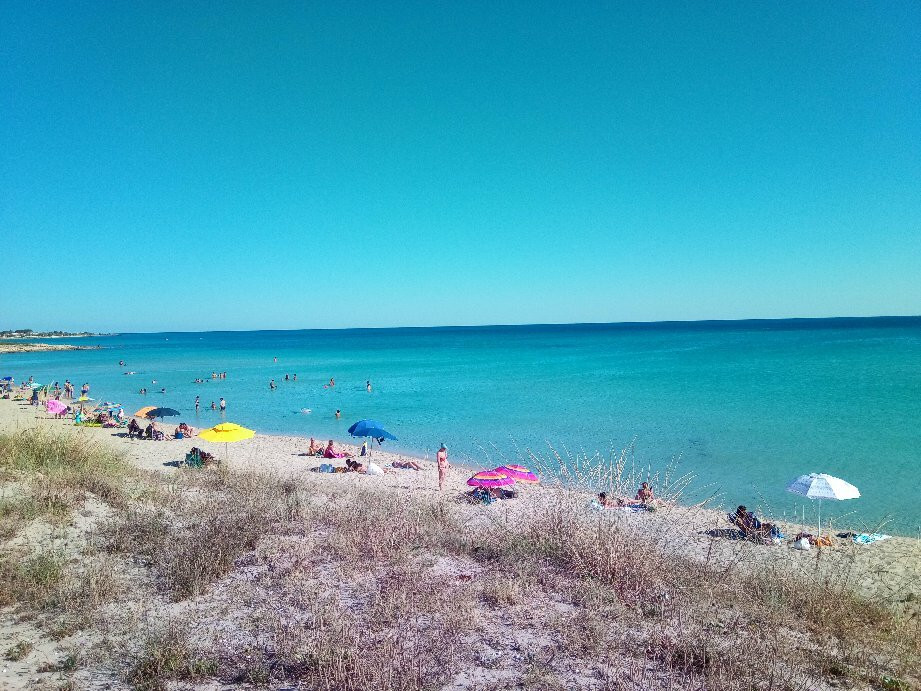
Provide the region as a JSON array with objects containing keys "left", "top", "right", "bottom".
[
  {"left": 1, "top": 395, "right": 918, "bottom": 605},
  {"left": 2, "top": 394, "right": 920, "bottom": 689}
]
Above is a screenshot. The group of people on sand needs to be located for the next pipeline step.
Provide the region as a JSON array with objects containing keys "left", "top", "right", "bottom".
[
  {"left": 597, "top": 482, "right": 662, "bottom": 510},
  {"left": 127, "top": 419, "right": 194, "bottom": 441}
]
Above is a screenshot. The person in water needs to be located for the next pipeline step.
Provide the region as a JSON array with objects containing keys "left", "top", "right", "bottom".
[
  {"left": 329, "top": 377, "right": 335, "bottom": 387},
  {"left": 366, "top": 380, "right": 372, "bottom": 392},
  {"left": 219, "top": 398, "right": 226, "bottom": 412},
  {"left": 335, "top": 409, "right": 341, "bottom": 419},
  {"left": 210, "top": 401, "right": 216, "bottom": 410}
]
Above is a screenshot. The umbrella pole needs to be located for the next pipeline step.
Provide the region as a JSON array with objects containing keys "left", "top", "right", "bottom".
[{"left": 818, "top": 499, "right": 822, "bottom": 537}]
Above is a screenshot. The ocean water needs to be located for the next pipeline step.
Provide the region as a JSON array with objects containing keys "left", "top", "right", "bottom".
[{"left": 3, "top": 317, "right": 920, "bottom": 535}]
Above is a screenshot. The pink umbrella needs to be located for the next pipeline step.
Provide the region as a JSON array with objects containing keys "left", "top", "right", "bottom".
[
  {"left": 46, "top": 399, "right": 67, "bottom": 415},
  {"left": 495, "top": 464, "right": 540, "bottom": 484},
  {"left": 467, "top": 470, "right": 515, "bottom": 488}
]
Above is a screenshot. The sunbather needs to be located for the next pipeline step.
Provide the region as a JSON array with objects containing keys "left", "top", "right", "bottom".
[
  {"left": 393, "top": 459, "right": 422, "bottom": 470},
  {"left": 324, "top": 440, "right": 349, "bottom": 459},
  {"left": 636, "top": 482, "right": 654, "bottom": 503},
  {"left": 729, "top": 505, "right": 779, "bottom": 541},
  {"left": 345, "top": 458, "right": 364, "bottom": 472},
  {"left": 127, "top": 418, "right": 142, "bottom": 439}
]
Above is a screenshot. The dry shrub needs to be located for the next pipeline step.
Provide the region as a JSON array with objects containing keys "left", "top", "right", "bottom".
[
  {"left": 236, "top": 575, "right": 468, "bottom": 690},
  {"left": 127, "top": 623, "right": 218, "bottom": 690},
  {"left": 0, "top": 428, "right": 128, "bottom": 518},
  {"left": 323, "top": 487, "right": 458, "bottom": 563},
  {"left": 102, "top": 471, "right": 308, "bottom": 598},
  {"left": 4, "top": 639, "right": 33, "bottom": 661},
  {"left": 0, "top": 550, "right": 65, "bottom": 610}
]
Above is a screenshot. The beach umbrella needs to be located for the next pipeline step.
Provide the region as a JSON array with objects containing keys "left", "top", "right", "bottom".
[
  {"left": 495, "top": 464, "right": 540, "bottom": 484},
  {"left": 786, "top": 473, "right": 860, "bottom": 535},
  {"left": 198, "top": 422, "right": 255, "bottom": 461},
  {"left": 467, "top": 469, "right": 515, "bottom": 488},
  {"left": 347, "top": 419, "right": 397, "bottom": 458},
  {"left": 144, "top": 407, "right": 180, "bottom": 420},
  {"left": 133, "top": 405, "right": 156, "bottom": 418},
  {"left": 46, "top": 399, "right": 67, "bottom": 415},
  {"left": 1, "top": 376, "right": 12, "bottom": 381}
]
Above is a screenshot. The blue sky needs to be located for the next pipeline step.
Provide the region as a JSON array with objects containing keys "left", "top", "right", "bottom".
[{"left": 1, "top": 1, "right": 919, "bottom": 332}]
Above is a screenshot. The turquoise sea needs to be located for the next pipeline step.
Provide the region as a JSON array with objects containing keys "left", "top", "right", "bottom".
[{"left": 3, "top": 317, "right": 920, "bottom": 535}]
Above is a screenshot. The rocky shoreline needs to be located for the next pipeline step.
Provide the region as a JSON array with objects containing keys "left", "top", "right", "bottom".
[{"left": 0, "top": 342, "right": 100, "bottom": 354}]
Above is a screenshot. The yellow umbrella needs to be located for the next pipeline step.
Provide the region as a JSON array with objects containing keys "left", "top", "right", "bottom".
[
  {"left": 134, "top": 405, "right": 156, "bottom": 418},
  {"left": 198, "top": 422, "right": 255, "bottom": 461}
]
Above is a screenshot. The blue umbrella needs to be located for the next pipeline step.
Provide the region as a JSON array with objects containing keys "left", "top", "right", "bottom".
[
  {"left": 347, "top": 419, "right": 397, "bottom": 458},
  {"left": 1, "top": 376, "right": 13, "bottom": 382}
]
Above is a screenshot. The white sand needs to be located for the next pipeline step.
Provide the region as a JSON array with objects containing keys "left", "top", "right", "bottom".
[{"left": 1, "top": 395, "right": 919, "bottom": 608}]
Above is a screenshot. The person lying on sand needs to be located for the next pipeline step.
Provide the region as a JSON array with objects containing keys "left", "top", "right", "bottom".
[
  {"left": 392, "top": 459, "right": 422, "bottom": 470},
  {"left": 345, "top": 458, "right": 364, "bottom": 472}
]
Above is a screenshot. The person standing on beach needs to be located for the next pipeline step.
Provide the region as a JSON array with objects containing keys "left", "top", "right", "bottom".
[
  {"left": 219, "top": 398, "right": 226, "bottom": 412},
  {"left": 437, "top": 444, "right": 449, "bottom": 491}
]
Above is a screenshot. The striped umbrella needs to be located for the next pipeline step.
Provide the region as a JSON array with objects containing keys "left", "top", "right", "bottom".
[
  {"left": 496, "top": 464, "right": 540, "bottom": 484},
  {"left": 467, "top": 470, "right": 514, "bottom": 488}
]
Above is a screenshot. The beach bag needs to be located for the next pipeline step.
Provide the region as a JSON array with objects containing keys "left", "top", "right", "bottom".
[
  {"left": 319, "top": 463, "right": 334, "bottom": 473},
  {"left": 793, "top": 537, "right": 811, "bottom": 550}
]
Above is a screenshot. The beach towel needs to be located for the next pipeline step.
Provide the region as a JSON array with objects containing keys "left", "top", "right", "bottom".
[
  {"left": 853, "top": 533, "right": 891, "bottom": 545},
  {"left": 318, "top": 463, "right": 335, "bottom": 473}
]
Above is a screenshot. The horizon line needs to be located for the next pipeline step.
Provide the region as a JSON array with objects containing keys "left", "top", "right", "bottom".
[{"left": 27, "top": 312, "right": 921, "bottom": 337}]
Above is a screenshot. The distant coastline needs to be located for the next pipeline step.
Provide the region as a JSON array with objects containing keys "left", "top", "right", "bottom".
[
  {"left": 0, "top": 343, "right": 100, "bottom": 354},
  {"left": 0, "top": 329, "right": 103, "bottom": 339}
]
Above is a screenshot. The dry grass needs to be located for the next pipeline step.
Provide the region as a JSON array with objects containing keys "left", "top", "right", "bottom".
[
  {"left": 0, "top": 427, "right": 128, "bottom": 529},
  {"left": 1, "top": 428, "right": 918, "bottom": 690}
]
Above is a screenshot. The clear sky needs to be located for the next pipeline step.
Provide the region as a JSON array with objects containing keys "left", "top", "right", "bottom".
[{"left": 1, "top": 2, "right": 919, "bottom": 332}]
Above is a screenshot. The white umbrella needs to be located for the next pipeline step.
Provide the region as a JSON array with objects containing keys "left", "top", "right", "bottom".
[{"left": 786, "top": 473, "right": 860, "bottom": 535}]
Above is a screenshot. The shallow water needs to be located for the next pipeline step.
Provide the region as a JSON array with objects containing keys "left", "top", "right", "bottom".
[{"left": 5, "top": 317, "right": 920, "bottom": 534}]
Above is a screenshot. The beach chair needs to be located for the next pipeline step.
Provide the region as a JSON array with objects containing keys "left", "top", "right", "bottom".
[{"left": 183, "top": 448, "right": 205, "bottom": 468}]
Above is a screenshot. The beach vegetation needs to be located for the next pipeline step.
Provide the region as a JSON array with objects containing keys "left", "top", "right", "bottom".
[
  {"left": 0, "top": 428, "right": 917, "bottom": 689},
  {"left": 127, "top": 624, "right": 218, "bottom": 690},
  {"left": 0, "top": 428, "right": 128, "bottom": 522},
  {"left": 3, "top": 639, "right": 33, "bottom": 661}
]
